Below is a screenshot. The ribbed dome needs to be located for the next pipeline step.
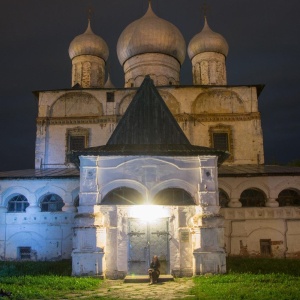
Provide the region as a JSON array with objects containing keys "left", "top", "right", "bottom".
[
  {"left": 188, "top": 18, "right": 229, "bottom": 59},
  {"left": 69, "top": 21, "right": 109, "bottom": 61},
  {"left": 117, "top": 4, "right": 186, "bottom": 65}
]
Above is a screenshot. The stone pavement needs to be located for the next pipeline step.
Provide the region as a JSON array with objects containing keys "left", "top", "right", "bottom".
[{"left": 73, "top": 277, "right": 197, "bottom": 299}]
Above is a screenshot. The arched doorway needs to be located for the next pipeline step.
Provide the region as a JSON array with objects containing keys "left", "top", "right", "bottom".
[
  {"left": 126, "top": 188, "right": 195, "bottom": 275},
  {"left": 101, "top": 187, "right": 171, "bottom": 275}
]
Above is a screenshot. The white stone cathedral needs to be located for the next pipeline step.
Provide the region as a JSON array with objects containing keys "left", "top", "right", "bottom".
[{"left": 0, "top": 3, "right": 300, "bottom": 278}]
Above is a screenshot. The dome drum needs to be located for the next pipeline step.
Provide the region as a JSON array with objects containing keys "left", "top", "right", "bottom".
[
  {"left": 191, "top": 52, "right": 227, "bottom": 85},
  {"left": 71, "top": 55, "right": 106, "bottom": 88},
  {"left": 123, "top": 53, "right": 181, "bottom": 87}
]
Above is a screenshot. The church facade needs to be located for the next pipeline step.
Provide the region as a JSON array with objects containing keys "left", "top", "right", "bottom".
[{"left": 0, "top": 3, "right": 300, "bottom": 278}]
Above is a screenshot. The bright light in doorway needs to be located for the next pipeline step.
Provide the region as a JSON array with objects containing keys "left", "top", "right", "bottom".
[{"left": 129, "top": 205, "right": 169, "bottom": 222}]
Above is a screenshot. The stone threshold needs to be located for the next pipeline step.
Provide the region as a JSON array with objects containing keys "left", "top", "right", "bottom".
[{"left": 124, "top": 275, "right": 174, "bottom": 283}]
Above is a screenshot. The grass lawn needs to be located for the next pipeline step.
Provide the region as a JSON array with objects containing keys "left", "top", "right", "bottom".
[
  {"left": 191, "top": 257, "right": 300, "bottom": 300},
  {"left": 0, "top": 258, "right": 299, "bottom": 299},
  {"left": 0, "top": 260, "right": 102, "bottom": 299}
]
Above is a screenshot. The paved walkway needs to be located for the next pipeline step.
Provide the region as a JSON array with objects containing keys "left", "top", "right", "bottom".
[{"left": 71, "top": 278, "right": 196, "bottom": 299}]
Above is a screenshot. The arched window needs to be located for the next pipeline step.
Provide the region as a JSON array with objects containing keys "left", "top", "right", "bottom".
[
  {"left": 153, "top": 188, "right": 195, "bottom": 206},
  {"left": 7, "top": 194, "right": 29, "bottom": 213},
  {"left": 101, "top": 187, "right": 144, "bottom": 205},
  {"left": 219, "top": 189, "right": 229, "bottom": 208},
  {"left": 277, "top": 189, "right": 300, "bottom": 207},
  {"left": 240, "top": 189, "right": 266, "bottom": 207},
  {"left": 40, "top": 194, "right": 64, "bottom": 212}
]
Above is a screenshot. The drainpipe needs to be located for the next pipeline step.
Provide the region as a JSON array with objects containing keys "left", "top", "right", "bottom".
[
  {"left": 283, "top": 219, "right": 288, "bottom": 258},
  {"left": 228, "top": 218, "right": 233, "bottom": 256},
  {"left": 4, "top": 212, "right": 7, "bottom": 260},
  {"left": 60, "top": 227, "right": 63, "bottom": 259}
]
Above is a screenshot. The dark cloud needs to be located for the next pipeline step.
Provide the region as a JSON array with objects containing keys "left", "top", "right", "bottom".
[{"left": 1, "top": 0, "right": 300, "bottom": 171}]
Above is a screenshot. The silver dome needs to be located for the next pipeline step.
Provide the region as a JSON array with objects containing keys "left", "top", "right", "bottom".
[
  {"left": 69, "top": 21, "right": 109, "bottom": 61},
  {"left": 117, "top": 4, "right": 186, "bottom": 65},
  {"left": 188, "top": 18, "right": 229, "bottom": 59}
]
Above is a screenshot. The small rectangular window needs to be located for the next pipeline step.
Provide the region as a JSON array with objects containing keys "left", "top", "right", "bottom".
[
  {"left": 19, "top": 247, "right": 31, "bottom": 260},
  {"left": 106, "top": 92, "right": 115, "bottom": 102},
  {"left": 69, "top": 136, "right": 85, "bottom": 151},
  {"left": 213, "top": 133, "right": 229, "bottom": 151},
  {"left": 260, "top": 239, "right": 271, "bottom": 256},
  {"left": 66, "top": 127, "right": 89, "bottom": 163}
]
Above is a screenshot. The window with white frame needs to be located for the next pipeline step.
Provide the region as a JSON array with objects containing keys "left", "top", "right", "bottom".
[
  {"left": 7, "top": 194, "right": 29, "bottom": 213},
  {"left": 40, "top": 194, "right": 64, "bottom": 212}
]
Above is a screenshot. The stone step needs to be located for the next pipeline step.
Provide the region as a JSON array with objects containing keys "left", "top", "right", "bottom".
[{"left": 124, "top": 275, "right": 174, "bottom": 283}]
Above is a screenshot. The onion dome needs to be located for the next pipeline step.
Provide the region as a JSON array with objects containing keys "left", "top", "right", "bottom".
[
  {"left": 117, "top": 3, "right": 186, "bottom": 65},
  {"left": 188, "top": 17, "right": 229, "bottom": 60},
  {"left": 69, "top": 21, "right": 109, "bottom": 61}
]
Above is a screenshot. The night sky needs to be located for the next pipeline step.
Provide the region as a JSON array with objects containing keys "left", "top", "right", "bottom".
[{"left": 1, "top": 0, "right": 299, "bottom": 171}]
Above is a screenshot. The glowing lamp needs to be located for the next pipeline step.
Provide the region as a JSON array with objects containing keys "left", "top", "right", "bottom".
[{"left": 129, "top": 205, "right": 169, "bottom": 222}]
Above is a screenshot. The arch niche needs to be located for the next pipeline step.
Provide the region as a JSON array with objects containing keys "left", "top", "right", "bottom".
[
  {"left": 192, "top": 90, "right": 245, "bottom": 114},
  {"left": 101, "top": 187, "right": 144, "bottom": 205},
  {"left": 50, "top": 92, "right": 103, "bottom": 117},
  {"left": 153, "top": 188, "right": 195, "bottom": 206}
]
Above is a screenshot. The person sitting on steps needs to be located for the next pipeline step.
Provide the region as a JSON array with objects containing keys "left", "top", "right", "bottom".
[{"left": 148, "top": 255, "right": 160, "bottom": 284}]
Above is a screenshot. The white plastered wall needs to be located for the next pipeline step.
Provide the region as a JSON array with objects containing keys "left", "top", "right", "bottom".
[
  {"left": 0, "top": 178, "right": 79, "bottom": 260},
  {"left": 73, "top": 154, "right": 226, "bottom": 277},
  {"left": 220, "top": 175, "right": 300, "bottom": 257}
]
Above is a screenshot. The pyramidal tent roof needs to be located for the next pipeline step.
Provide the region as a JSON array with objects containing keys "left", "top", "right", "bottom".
[
  {"left": 71, "top": 76, "right": 229, "bottom": 163},
  {"left": 108, "top": 76, "right": 190, "bottom": 145}
]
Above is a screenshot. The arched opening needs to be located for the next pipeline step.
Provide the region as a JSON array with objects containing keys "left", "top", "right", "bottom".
[
  {"left": 277, "top": 189, "right": 300, "bottom": 207},
  {"left": 239, "top": 188, "right": 266, "bottom": 207},
  {"left": 153, "top": 188, "right": 195, "bottom": 206},
  {"left": 40, "top": 194, "right": 64, "bottom": 212},
  {"left": 74, "top": 195, "right": 79, "bottom": 208},
  {"left": 7, "top": 194, "right": 29, "bottom": 213},
  {"left": 101, "top": 187, "right": 144, "bottom": 205},
  {"left": 219, "top": 189, "right": 229, "bottom": 208}
]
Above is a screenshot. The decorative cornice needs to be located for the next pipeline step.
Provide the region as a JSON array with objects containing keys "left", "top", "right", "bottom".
[
  {"left": 220, "top": 207, "right": 300, "bottom": 220},
  {"left": 37, "top": 116, "right": 122, "bottom": 126},
  {"left": 37, "top": 112, "right": 260, "bottom": 126},
  {"left": 175, "top": 112, "right": 261, "bottom": 123}
]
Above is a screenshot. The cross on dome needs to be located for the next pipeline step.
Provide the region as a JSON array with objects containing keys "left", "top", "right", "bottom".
[
  {"left": 87, "top": 6, "right": 94, "bottom": 22},
  {"left": 201, "top": 1, "right": 210, "bottom": 18}
]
